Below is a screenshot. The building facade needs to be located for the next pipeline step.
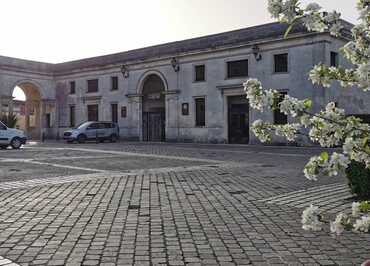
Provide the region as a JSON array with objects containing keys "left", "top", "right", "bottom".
[{"left": 0, "top": 21, "right": 367, "bottom": 144}]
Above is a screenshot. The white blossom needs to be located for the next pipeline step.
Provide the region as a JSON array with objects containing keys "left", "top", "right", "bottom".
[
  {"left": 330, "top": 213, "right": 348, "bottom": 235},
  {"left": 251, "top": 120, "right": 274, "bottom": 143},
  {"left": 275, "top": 123, "right": 301, "bottom": 142},
  {"left": 305, "top": 3, "right": 321, "bottom": 12},
  {"left": 353, "top": 216, "right": 370, "bottom": 233},
  {"left": 352, "top": 202, "right": 362, "bottom": 218},
  {"left": 309, "top": 65, "right": 332, "bottom": 87},
  {"left": 268, "top": 0, "right": 284, "bottom": 19},
  {"left": 302, "top": 205, "right": 323, "bottom": 231},
  {"left": 304, "top": 156, "right": 324, "bottom": 180}
]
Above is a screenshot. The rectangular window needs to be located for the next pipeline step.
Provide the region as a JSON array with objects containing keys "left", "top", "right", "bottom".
[
  {"left": 111, "top": 103, "right": 118, "bottom": 123},
  {"left": 195, "top": 98, "right": 205, "bottom": 127},
  {"left": 87, "top": 104, "right": 99, "bottom": 121},
  {"left": 69, "top": 105, "right": 75, "bottom": 127},
  {"left": 195, "top": 65, "right": 205, "bottom": 82},
  {"left": 111, "top": 76, "right": 118, "bottom": 91},
  {"left": 70, "top": 81, "right": 76, "bottom": 94},
  {"left": 331, "top": 52, "right": 339, "bottom": 67},
  {"left": 274, "top": 53, "right": 288, "bottom": 73},
  {"left": 227, "top": 59, "right": 248, "bottom": 78},
  {"left": 45, "top": 114, "right": 51, "bottom": 128},
  {"left": 87, "top": 79, "right": 99, "bottom": 93},
  {"left": 274, "top": 92, "right": 288, "bottom": 125}
]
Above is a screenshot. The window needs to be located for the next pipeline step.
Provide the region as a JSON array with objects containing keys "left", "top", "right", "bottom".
[
  {"left": 87, "top": 104, "right": 99, "bottom": 121},
  {"left": 274, "top": 92, "right": 288, "bottom": 125},
  {"left": 70, "top": 81, "right": 76, "bottom": 94},
  {"left": 87, "top": 79, "right": 99, "bottom": 93},
  {"left": 0, "top": 121, "right": 6, "bottom": 130},
  {"left": 274, "top": 53, "right": 288, "bottom": 73},
  {"left": 45, "top": 114, "right": 51, "bottom": 128},
  {"left": 111, "top": 76, "right": 118, "bottom": 91},
  {"left": 195, "top": 65, "right": 205, "bottom": 82},
  {"left": 69, "top": 105, "right": 75, "bottom": 127},
  {"left": 227, "top": 60, "right": 248, "bottom": 78},
  {"left": 331, "top": 52, "right": 339, "bottom": 67},
  {"left": 195, "top": 98, "right": 205, "bottom": 127},
  {"left": 111, "top": 103, "right": 118, "bottom": 123}
]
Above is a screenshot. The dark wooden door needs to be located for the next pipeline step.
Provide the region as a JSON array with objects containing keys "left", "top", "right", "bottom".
[
  {"left": 228, "top": 97, "right": 249, "bottom": 144},
  {"left": 143, "top": 112, "right": 165, "bottom": 141}
]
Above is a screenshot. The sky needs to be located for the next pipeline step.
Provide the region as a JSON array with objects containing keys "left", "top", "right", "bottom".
[{"left": 2, "top": 0, "right": 358, "bottom": 64}]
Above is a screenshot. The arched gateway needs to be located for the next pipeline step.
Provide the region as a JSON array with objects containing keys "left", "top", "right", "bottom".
[{"left": 141, "top": 74, "right": 166, "bottom": 141}]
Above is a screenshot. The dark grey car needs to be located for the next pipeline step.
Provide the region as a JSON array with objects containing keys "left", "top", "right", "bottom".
[{"left": 63, "top": 121, "right": 120, "bottom": 143}]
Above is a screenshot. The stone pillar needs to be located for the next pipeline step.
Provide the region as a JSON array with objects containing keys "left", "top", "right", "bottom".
[
  {"left": 164, "top": 90, "right": 180, "bottom": 142},
  {"left": 127, "top": 94, "right": 142, "bottom": 141}
]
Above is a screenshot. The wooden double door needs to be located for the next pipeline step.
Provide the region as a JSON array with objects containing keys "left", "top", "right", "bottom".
[
  {"left": 143, "top": 111, "right": 165, "bottom": 142},
  {"left": 228, "top": 96, "right": 249, "bottom": 144}
]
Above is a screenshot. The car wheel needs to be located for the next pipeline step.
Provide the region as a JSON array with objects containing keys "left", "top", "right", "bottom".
[
  {"left": 10, "top": 138, "right": 22, "bottom": 149},
  {"left": 110, "top": 134, "right": 118, "bottom": 143},
  {"left": 77, "top": 134, "right": 87, "bottom": 144}
]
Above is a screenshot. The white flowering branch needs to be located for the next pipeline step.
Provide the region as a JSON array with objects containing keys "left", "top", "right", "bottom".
[{"left": 245, "top": 0, "right": 370, "bottom": 235}]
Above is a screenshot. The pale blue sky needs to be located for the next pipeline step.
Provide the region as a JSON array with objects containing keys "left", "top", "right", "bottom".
[{"left": 2, "top": 0, "right": 358, "bottom": 63}]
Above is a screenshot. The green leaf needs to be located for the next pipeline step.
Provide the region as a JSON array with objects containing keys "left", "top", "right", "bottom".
[
  {"left": 304, "top": 99, "right": 312, "bottom": 109},
  {"left": 362, "top": 137, "right": 369, "bottom": 147},
  {"left": 320, "top": 152, "right": 329, "bottom": 162}
]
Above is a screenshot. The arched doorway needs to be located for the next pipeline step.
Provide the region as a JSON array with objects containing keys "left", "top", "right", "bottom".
[
  {"left": 142, "top": 74, "right": 166, "bottom": 141},
  {"left": 11, "top": 82, "right": 42, "bottom": 140}
]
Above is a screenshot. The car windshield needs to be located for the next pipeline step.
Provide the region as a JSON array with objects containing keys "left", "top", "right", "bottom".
[{"left": 74, "top": 122, "right": 90, "bottom": 129}]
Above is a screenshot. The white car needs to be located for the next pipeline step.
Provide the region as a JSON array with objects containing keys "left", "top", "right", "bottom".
[{"left": 0, "top": 121, "right": 27, "bottom": 149}]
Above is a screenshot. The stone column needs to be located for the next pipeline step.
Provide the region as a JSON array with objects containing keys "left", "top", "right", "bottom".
[
  {"left": 127, "top": 94, "right": 142, "bottom": 141},
  {"left": 164, "top": 90, "right": 180, "bottom": 142}
]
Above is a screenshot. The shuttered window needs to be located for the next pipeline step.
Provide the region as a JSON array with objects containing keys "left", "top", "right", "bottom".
[
  {"left": 274, "top": 53, "right": 288, "bottom": 73},
  {"left": 227, "top": 60, "right": 248, "bottom": 78},
  {"left": 195, "top": 65, "right": 205, "bottom": 82},
  {"left": 87, "top": 104, "right": 99, "bottom": 121},
  {"left": 87, "top": 79, "right": 99, "bottom": 93},
  {"left": 111, "top": 76, "right": 118, "bottom": 91}
]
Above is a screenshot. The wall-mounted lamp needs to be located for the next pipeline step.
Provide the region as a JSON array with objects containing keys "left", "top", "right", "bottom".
[
  {"left": 171, "top": 57, "right": 180, "bottom": 72},
  {"left": 120, "top": 65, "right": 129, "bottom": 78},
  {"left": 252, "top": 45, "right": 262, "bottom": 61}
]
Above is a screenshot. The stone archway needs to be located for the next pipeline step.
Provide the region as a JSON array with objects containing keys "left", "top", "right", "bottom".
[
  {"left": 141, "top": 74, "right": 166, "bottom": 141},
  {"left": 11, "top": 82, "right": 43, "bottom": 140}
]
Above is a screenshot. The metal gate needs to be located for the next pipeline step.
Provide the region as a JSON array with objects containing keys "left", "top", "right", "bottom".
[{"left": 143, "top": 112, "right": 165, "bottom": 142}]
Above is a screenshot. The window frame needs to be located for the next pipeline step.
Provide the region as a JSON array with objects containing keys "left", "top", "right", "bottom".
[
  {"left": 111, "top": 103, "right": 118, "bottom": 123},
  {"left": 87, "top": 104, "right": 99, "bottom": 121},
  {"left": 273, "top": 53, "right": 289, "bottom": 74},
  {"left": 330, "top": 51, "right": 339, "bottom": 67},
  {"left": 194, "top": 64, "right": 206, "bottom": 82},
  {"left": 69, "top": 105, "right": 76, "bottom": 128},
  {"left": 273, "top": 91, "right": 288, "bottom": 125},
  {"left": 194, "top": 97, "right": 206, "bottom": 127},
  {"left": 111, "top": 76, "right": 119, "bottom": 91},
  {"left": 69, "top": 81, "right": 76, "bottom": 95},
  {"left": 87, "top": 79, "right": 99, "bottom": 93},
  {"left": 226, "top": 59, "right": 249, "bottom": 79}
]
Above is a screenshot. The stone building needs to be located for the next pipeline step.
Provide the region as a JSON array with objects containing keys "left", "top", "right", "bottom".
[{"left": 0, "top": 20, "right": 367, "bottom": 144}]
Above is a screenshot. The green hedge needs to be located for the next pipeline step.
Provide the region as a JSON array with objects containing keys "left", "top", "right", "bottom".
[{"left": 345, "top": 161, "right": 370, "bottom": 200}]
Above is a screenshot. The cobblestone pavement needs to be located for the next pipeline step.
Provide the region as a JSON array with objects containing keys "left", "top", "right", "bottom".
[{"left": 0, "top": 141, "right": 368, "bottom": 265}]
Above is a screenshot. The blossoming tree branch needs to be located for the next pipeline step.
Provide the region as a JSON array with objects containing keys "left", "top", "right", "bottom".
[{"left": 244, "top": 0, "right": 370, "bottom": 235}]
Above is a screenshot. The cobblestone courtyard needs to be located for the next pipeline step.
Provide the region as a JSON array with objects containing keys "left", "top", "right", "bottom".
[{"left": 0, "top": 142, "right": 369, "bottom": 265}]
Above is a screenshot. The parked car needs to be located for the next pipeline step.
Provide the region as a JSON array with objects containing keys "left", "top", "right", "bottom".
[
  {"left": 0, "top": 120, "right": 27, "bottom": 149},
  {"left": 63, "top": 121, "right": 120, "bottom": 143}
]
